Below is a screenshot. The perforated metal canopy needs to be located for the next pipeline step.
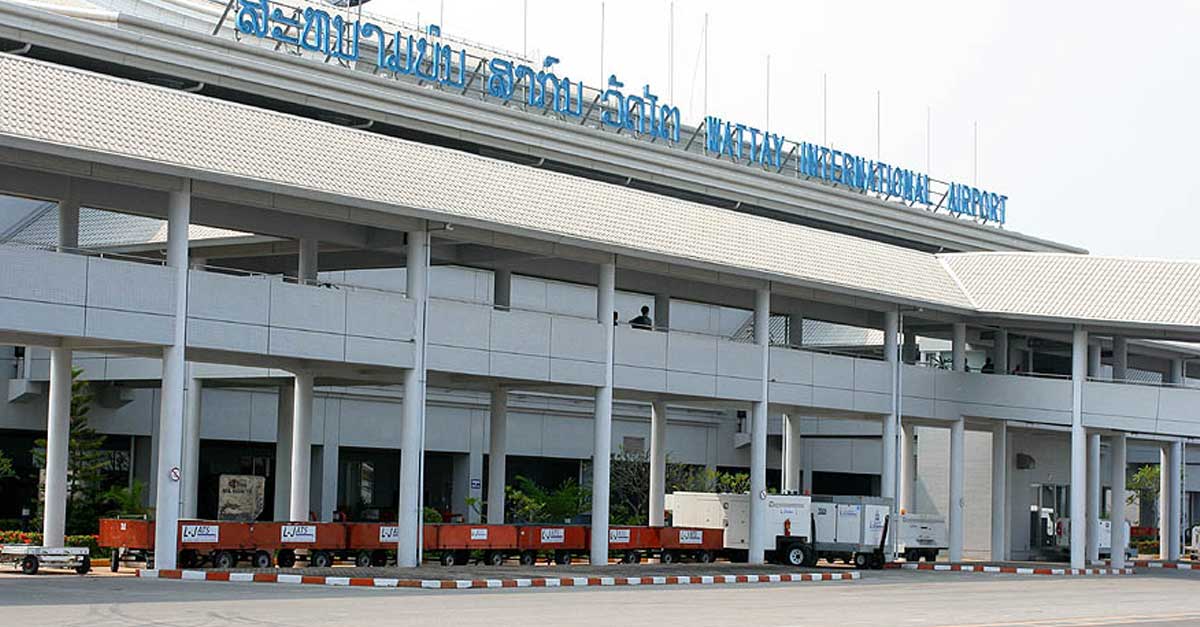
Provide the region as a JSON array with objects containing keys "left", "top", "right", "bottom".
[{"left": 0, "top": 53, "right": 1196, "bottom": 331}]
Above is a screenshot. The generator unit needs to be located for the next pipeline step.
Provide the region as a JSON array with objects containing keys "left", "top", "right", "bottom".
[{"left": 665, "top": 492, "right": 816, "bottom": 566}]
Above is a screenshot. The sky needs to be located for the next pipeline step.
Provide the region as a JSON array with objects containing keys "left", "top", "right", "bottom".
[{"left": 365, "top": 0, "right": 1200, "bottom": 259}]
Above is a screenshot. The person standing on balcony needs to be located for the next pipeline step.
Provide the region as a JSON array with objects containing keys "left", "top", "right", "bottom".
[{"left": 630, "top": 305, "right": 653, "bottom": 330}]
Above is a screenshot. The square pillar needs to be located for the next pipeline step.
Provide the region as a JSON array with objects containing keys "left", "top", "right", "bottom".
[
  {"left": 181, "top": 368, "right": 202, "bottom": 519},
  {"left": 654, "top": 293, "right": 671, "bottom": 331},
  {"left": 990, "top": 421, "right": 1007, "bottom": 561},
  {"left": 648, "top": 400, "right": 668, "bottom": 525},
  {"left": 274, "top": 382, "right": 294, "bottom": 520},
  {"left": 1086, "top": 431, "right": 1101, "bottom": 564},
  {"left": 783, "top": 413, "right": 802, "bottom": 493},
  {"left": 949, "top": 418, "right": 965, "bottom": 562},
  {"left": 493, "top": 268, "right": 511, "bottom": 310}
]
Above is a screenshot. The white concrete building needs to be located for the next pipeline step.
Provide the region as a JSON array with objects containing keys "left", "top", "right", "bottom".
[{"left": 0, "top": 0, "right": 1198, "bottom": 570}]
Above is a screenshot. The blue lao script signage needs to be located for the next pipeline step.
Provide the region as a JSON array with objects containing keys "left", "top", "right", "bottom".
[{"left": 230, "top": 0, "right": 1006, "bottom": 225}]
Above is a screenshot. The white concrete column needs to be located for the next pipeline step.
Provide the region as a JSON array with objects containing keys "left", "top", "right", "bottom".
[
  {"left": 318, "top": 407, "right": 340, "bottom": 522},
  {"left": 274, "top": 382, "right": 294, "bottom": 520},
  {"left": 397, "top": 230, "right": 429, "bottom": 567},
  {"left": 41, "top": 349, "right": 72, "bottom": 548},
  {"left": 648, "top": 400, "right": 668, "bottom": 526},
  {"left": 181, "top": 366, "right": 202, "bottom": 519},
  {"left": 951, "top": 322, "right": 967, "bottom": 371},
  {"left": 748, "top": 286, "right": 771, "bottom": 565},
  {"left": 1169, "top": 440, "right": 1183, "bottom": 560},
  {"left": 1086, "top": 431, "right": 1101, "bottom": 564},
  {"left": 465, "top": 412, "right": 485, "bottom": 524},
  {"left": 152, "top": 183, "right": 191, "bottom": 570},
  {"left": 493, "top": 268, "right": 511, "bottom": 309},
  {"left": 289, "top": 372, "right": 314, "bottom": 522},
  {"left": 1169, "top": 358, "right": 1185, "bottom": 385},
  {"left": 1109, "top": 432, "right": 1127, "bottom": 568},
  {"left": 994, "top": 329, "right": 1009, "bottom": 374},
  {"left": 1087, "top": 344, "right": 1102, "bottom": 378},
  {"left": 1069, "top": 326, "right": 1087, "bottom": 569},
  {"left": 42, "top": 191, "right": 80, "bottom": 548},
  {"left": 1159, "top": 443, "right": 1170, "bottom": 560},
  {"left": 949, "top": 418, "right": 965, "bottom": 562},
  {"left": 1112, "top": 337, "right": 1128, "bottom": 381},
  {"left": 487, "top": 387, "right": 508, "bottom": 524},
  {"left": 298, "top": 238, "right": 318, "bottom": 284},
  {"left": 900, "top": 423, "right": 915, "bottom": 512},
  {"left": 990, "top": 421, "right": 1007, "bottom": 561},
  {"left": 881, "top": 310, "right": 899, "bottom": 502},
  {"left": 589, "top": 261, "right": 616, "bottom": 565},
  {"left": 783, "top": 413, "right": 802, "bottom": 493},
  {"left": 654, "top": 293, "right": 670, "bottom": 331}
]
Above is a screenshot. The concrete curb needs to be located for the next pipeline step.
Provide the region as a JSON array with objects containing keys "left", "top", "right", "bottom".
[
  {"left": 1117, "top": 561, "right": 1198, "bottom": 571},
  {"left": 136, "top": 569, "right": 861, "bottom": 589},
  {"left": 884, "top": 563, "right": 1135, "bottom": 576}
]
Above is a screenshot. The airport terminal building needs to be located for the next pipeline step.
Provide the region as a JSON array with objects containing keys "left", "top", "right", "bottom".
[{"left": 1, "top": 0, "right": 1198, "bottom": 569}]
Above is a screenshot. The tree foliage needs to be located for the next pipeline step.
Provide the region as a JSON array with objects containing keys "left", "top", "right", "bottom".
[
  {"left": 0, "top": 450, "right": 14, "bottom": 480},
  {"left": 608, "top": 447, "right": 751, "bottom": 525},
  {"left": 504, "top": 476, "right": 590, "bottom": 524},
  {"left": 1127, "top": 464, "right": 1160, "bottom": 507}
]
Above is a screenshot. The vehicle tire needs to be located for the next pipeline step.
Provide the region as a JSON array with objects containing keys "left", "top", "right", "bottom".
[
  {"left": 76, "top": 556, "right": 91, "bottom": 575},
  {"left": 371, "top": 550, "right": 389, "bottom": 567},
  {"left": 697, "top": 550, "right": 714, "bottom": 564},
  {"left": 853, "top": 553, "right": 870, "bottom": 569},
  {"left": 253, "top": 550, "right": 273, "bottom": 569},
  {"left": 661, "top": 550, "right": 677, "bottom": 565},
  {"left": 553, "top": 551, "right": 571, "bottom": 566},
  {"left": 784, "top": 543, "right": 808, "bottom": 567},
  {"left": 21, "top": 555, "right": 38, "bottom": 575},
  {"left": 440, "top": 552, "right": 456, "bottom": 567},
  {"left": 355, "top": 551, "right": 372, "bottom": 568},
  {"left": 622, "top": 550, "right": 640, "bottom": 564},
  {"left": 519, "top": 551, "right": 536, "bottom": 566},
  {"left": 485, "top": 551, "right": 504, "bottom": 567},
  {"left": 110, "top": 548, "right": 121, "bottom": 572},
  {"left": 214, "top": 550, "right": 236, "bottom": 570},
  {"left": 277, "top": 549, "right": 296, "bottom": 568},
  {"left": 310, "top": 551, "right": 332, "bottom": 568}
]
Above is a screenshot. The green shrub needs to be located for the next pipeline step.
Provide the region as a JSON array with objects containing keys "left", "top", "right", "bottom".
[{"left": 0, "top": 530, "right": 104, "bottom": 557}]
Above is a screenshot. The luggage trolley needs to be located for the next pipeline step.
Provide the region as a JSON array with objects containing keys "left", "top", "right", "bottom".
[{"left": 1, "top": 545, "right": 91, "bottom": 575}]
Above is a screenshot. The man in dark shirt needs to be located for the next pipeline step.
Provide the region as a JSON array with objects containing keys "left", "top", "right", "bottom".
[
  {"left": 981, "top": 357, "right": 995, "bottom": 373},
  {"left": 630, "top": 305, "right": 653, "bottom": 330}
]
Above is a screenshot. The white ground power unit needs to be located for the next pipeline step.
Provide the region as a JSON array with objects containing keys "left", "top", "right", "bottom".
[
  {"left": 666, "top": 492, "right": 896, "bottom": 568},
  {"left": 896, "top": 513, "right": 948, "bottom": 562}
]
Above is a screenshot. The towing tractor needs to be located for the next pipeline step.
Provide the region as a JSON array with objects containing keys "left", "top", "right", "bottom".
[{"left": 666, "top": 492, "right": 894, "bottom": 568}]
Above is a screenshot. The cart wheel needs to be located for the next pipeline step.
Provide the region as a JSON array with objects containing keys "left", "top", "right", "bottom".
[
  {"left": 310, "top": 551, "right": 332, "bottom": 569},
  {"left": 697, "top": 550, "right": 714, "bottom": 564},
  {"left": 253, "top": 551, "right": 273, "bottom": 569},
  {"left": 76, "top": 556, "right": 91, "bottom": 575},
  {"left": 518, "top": 550, "right": 536, "bottom": 566},
  {"left": 439, "top": 552, "right": 456, "bottom": 567},
  {"left": 484, "top": 551, "right": 504, "bottom": 566},
  {"left": 784, "top": 544, "right": 808, "bottom": 567},
  {"left": 853, "top": 553, "right": 870, "bottom": 569},
  {"left": 110, "top": 548, "right": 121, "bottom": 572},
  {"left": 355, "top": 551, "right": 372, "bottom": 568},
  {"left": 371, "top": 550, "right": 389, "bottom": 567},
  {"left": 277, "top": 550, "right": 296, "bottom": 568},
  {"left": 622, "top": 550, "right": 640, "bottom": 564},
  {"left": 21, "top": 555, "right": 38, "bottom": 575},
  {"left": 660, "top": 550, "right": 676, "bottom": 565},
  {"left": 214, "top": 551, "right": 236, "bottom": 570},
  {"left": 553, "top": 551, "right": 571, "bottom": 566}
]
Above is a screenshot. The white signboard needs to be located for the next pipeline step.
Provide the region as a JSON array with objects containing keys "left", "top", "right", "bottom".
[
  {"left": 540, "top": 528, "right": 565, "bottom": 544},
  {"left": 181, "top": 524, "right": 219, "bottom": 543},
  {"left": 379, "top": 526, "right": 401, "bottom": 543},
  {"left": 609, "top": 529, "right": 631, "bottom": 543},
  {"left": 679, "top": 529, "right": 704, "bottom": 545},
  {"left": 281, "top": 524, "right": 317, "bottom": 543},
  {"left": 470, "top": 528, "right": 489, "bottom": 541}
]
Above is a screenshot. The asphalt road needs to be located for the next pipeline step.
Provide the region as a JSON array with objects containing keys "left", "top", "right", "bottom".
[{"left": 2, "top": 569, "right": 1199, "bottom": 627}]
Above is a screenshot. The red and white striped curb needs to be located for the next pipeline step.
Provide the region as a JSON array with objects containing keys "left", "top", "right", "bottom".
[
  {"left": 885, "top": 563, "right": 1134, "bottom": 576},
  {"left": 1120, "top": 561, "right": 1198, "bottom": 571},
  {"left": 137, "top": 569, "right": 860, "bottom": 589}
]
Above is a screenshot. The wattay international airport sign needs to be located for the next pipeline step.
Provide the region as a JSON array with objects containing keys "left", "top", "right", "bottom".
[{"left": 230, "top": 0, "right": 1007, "bottom": 224}]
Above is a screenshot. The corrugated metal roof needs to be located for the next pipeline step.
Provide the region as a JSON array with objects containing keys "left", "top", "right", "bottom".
[
  {"left": 1, "top": 53, "right": 1198, "bottom": 331},
  {"left": 940, "top": 253, "right": 1200, "bottom": 328}
]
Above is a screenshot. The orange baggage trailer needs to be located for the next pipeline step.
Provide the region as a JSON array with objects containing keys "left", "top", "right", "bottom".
[
  {"left": 248, "top": 522, "right": 347, "bottom": 568},
  {"left": 345, "top": 523, "right": 402, "bottom": 566},
  {"left": 98, "top": 518, "right": 154, "bottom": 572},
  {"left": 425, "top": 524, "right": 520, "bottom": 566},
  {"left": 658, "top": 526, "right": 722, "bottom": 563},
  {"left": 605, "top": 525, "right": 661, "bottom": 563},
  {"left": 516, "top": 524, "right": 587, "bottom": 565}
]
